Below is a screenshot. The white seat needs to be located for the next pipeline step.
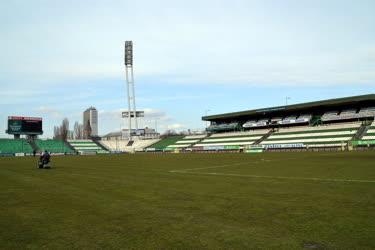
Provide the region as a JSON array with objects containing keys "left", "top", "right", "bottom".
[{"left": 98, "top": 139, "right": 160, "bottom": 152}]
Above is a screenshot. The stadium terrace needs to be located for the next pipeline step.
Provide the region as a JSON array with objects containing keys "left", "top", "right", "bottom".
[
  {"left": 156, "top": 94, "right": 375, "bottom": 152},
  {"left": 202, "top": 94, "right": 375, "bottom": 126}
]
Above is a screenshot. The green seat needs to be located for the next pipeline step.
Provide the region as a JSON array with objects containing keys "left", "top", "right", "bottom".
[
  {"left": 0, "top": 139, "right": 33, "bottom": 154},
  {"left": 35, "top": 139, "right": 74, "bottom": 153}
]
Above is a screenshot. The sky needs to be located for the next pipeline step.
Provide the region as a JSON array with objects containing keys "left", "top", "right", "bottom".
[{"left": 1, "top": 0, "right": 374, "bottom": 138}]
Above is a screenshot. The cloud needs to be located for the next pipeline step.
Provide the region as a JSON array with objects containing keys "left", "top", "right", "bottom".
[
  {"left": 138, "top": 94, "right": 224, "bottom": 103},
  {"left": 143, "top": 108, "right": 171, "bottom": 121},
  {"left": 1, "top": 1, "right": 375, "bottom": 87},
  {"left": 0, "top": 89, "right": 47, "bottom": 105},
  {"left": 99, "top": 108, "right": 176, "bottom": 134},
  {"left": 35, "top": 106, "right": 64, "bottom": 118},
  {"left": 98, "top": 108, "right": 195, "bottom": 134},
  {"left": 167, "top": 123, "right": 186, "bottom": 130},
  {"left": 99, "top": 109, "right": 123, "bottom": 119}
]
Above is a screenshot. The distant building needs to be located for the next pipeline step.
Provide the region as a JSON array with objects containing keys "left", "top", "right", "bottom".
[{"left": 83, "top": 107, "right": 98, "bottom": 138}]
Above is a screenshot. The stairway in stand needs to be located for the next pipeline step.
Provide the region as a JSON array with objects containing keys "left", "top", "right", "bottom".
[
  {"left": 28, "top": 139, "right": 38, "bottom": 152},
  {"left": 353, "top": 123, "right": 369, "bottom": 140},
  {"left": 254, "top": 129, "right": 273, "bottom": 144}
]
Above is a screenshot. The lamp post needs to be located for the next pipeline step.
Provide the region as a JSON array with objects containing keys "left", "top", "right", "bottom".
[
  {"left": 154, "top": 118, "right": 159, "bottom": 133},
  {"left": 124, "top": 41, "right": 138, "bottom": 140}
]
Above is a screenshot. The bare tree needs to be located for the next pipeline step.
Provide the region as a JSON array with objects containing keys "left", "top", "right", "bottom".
[
  {"left": 67, "top": 130, "right": 74, "bottom": 140},
  {"left": 163, "top": 129, "right": 177, "bottom": 136},
  {"left": 53, "top": 126, "right": 61, "bottom": 140},
  {"left": 53, "top": 118, "right": 70, "bottom": 141},
  {"left": 60, "top": 118, "right": 69, "bottom": 141},
  {"left": 73, "top": 121, "right": 84, "bottom": 139},
  {"left": 73, "top": 121, "right": 79, "bottom": 139},
  {"left": 79, "top": 124, "right": 84, "bottom": 139}
]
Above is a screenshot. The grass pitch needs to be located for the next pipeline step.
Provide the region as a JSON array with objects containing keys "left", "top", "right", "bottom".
[{"left": 0, "top": 151, "right": 375, "bottom": 249}]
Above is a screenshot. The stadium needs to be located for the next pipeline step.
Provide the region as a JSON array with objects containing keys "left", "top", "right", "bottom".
[
  {"left": 2, "top": 94, "right": 375, "bottom": 155},
  {"left": 155, "top": 93, "right": 375, "bottom": 152},
  {"left": 1, "top": 2, "right": 375, "bottom": 248},
  {"left": 1, "top": 93, "right": 375, "bottom": 249}
]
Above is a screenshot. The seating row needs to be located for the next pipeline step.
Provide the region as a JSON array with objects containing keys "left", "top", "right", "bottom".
[
  {"left": 35, "top": 139, "right": 74, "bottom": 153},
  {"left": 322, "top": 107, "right": 375, "bottom": 121},
  {"left": 194, "top": 130, "right": 268, "bottom": 148},
  {"left": 167, "top": 135, "right": 207, "bottom": 149},
  {"left": 99, "top": 138, "right": 160, "bottom": 152},
  {"left": 206, "top": 122, "right": 239, "bottom": 132},
  {"left": 68, "top": 140, "right": 107, "bottom": 154},
  {"left": 0, "top": 139, "right": 33, "bottom": 154},
  {"left": 261, "top": 122, "right": 361, "bottom": 147},
  {"left": 361, "top": 121, "right": 375, "bottom": 140}
]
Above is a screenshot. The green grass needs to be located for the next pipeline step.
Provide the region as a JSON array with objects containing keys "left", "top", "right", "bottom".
[{"left": 1, "top": 151, "right": 375, "bottom": 249}]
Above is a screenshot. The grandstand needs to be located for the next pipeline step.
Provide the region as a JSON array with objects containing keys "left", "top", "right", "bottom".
[
  {"left": 67, "top": 140, "right": 107, "bottom": 154},
  {"left": 206, "top": 122, "right": 239, "bottom": 132},
  {"left": 99, "top": 138, "right": 160, "bottom": 152},
  {"left": 194, "top": 130, "right": 268, "bottom": 149},
  {"left": 2, "top": 94, "right": 374, "bottom": 155},
  {"left": 0, "top": 139, "right": 33, "bottom": 154},
  {"left": 166, "top": 134, "right": 207, "bottom": 149},
  {"left": 145, "top": 135, "right": 184, "bottom": 151},
  {"left": 35, "top": 139, "right": 74, "bottom": 153},
  {"left": 144, "top": 95, "right": 375, "bottom": 152},
  {"left": 198, "top": 94, "right": 375, "bottom": 151},
  {"left": 261, "top": 122, "right": 361, "bottom": 148},
  {"left": 361, "top": 121, "right": 375, "bottom": 140},
  {"left": 98, "top": 140, "right": 129, "bottom": 152}
]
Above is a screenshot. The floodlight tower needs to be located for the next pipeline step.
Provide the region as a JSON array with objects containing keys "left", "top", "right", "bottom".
[{"left": 124, "top": 41, "right": 138, "bottom": 139}]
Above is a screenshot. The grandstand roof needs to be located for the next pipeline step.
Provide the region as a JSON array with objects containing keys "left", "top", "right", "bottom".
[
  {"left": 102, "top": 131, "right": 122, "bottom": 137},
  {"left": 202, "top": 94, "right": 375, "bottom": 122}
]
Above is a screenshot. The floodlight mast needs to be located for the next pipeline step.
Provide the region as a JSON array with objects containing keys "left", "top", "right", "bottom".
[
  {"left": 124, "top": 41, "right": 138, "bottom": 140},
  {"left": 131, "top": 64, "right": 138, "bottom": 130}
]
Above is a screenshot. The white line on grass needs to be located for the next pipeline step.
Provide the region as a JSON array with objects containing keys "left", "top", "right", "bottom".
[
  {"left": 169, "top": 162, "right": 251, "bottom": 172},
  {"left": 169, "top": 158, "right": 296, "bottom": 173},
  {"left": 169, "top": 161, "right": 375, "bottom": 183},
  {"left": 173, "top": 171, "right": 375, "bottom": 183}
]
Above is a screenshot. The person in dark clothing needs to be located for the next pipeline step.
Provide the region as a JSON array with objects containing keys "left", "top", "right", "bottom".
[
  {"left": 33, "top": 150, "right": 36, "bottom": 157},
  {"left": 38, "top": 150, "right": 51, "bottom": 168},
  {"left": 43, "top": 150, "right": 50, "bottom": 164}
]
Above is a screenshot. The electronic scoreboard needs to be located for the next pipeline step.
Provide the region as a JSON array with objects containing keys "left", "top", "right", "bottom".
[{"left": 6, "top": 116, "right": 43, "bottom": 135}]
